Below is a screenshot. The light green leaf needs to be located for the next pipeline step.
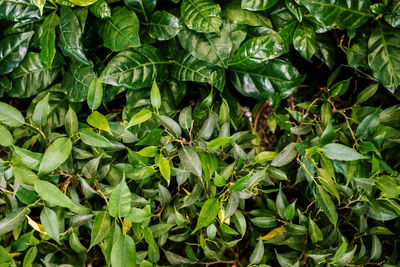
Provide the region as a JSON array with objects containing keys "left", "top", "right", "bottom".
[
  {"left": 32, "top": 93, "right": 50, "bottom": 126},
  {"left": 108, "top": 178, "right": 131, "bottom": 217},
  {"left": 0, "top": 101, "right": 25, "bottom": 127},
  {"left": 40, "top": 207, "right": 60, "bottom": 242},
  {"left": 317, "top": 168, "right": 340, "bottom": 202},
  {"left": 322, "top": 143, "right": 368, "bottom": 161},
  {"left": 192, "top": 198, "right": 220, "bottom": 233},
  {"left": 0, "top": 124, "right": 13, "bottom": 147},
  {"left": 13, "top": 166, "right": 37, "bottom": 186},
  {"left": 87, "top": 76, "right": 103, "bottom": 111},
  {"left": 308, "top": 216, "right": 323, "bottom": 243},
  {"left": 250, "top": 238, "right": 264, "bottom": 264},
  {"left": 0, "top": 208, "right": 27, "bottom": 235},
  {"left": 110, "top": 235, "right": 136, "bottom": 267},
  {"left": 150, "top": 80, "right": 161, "bottom": 109},
  {"left": 179, "top": 106, "right": 192, "bottom": 130},
  {"left": 69, "top": 0, "right": 98, "bottom": 6},
  {"left": 65, "top": 106, "right": 79, "bottom": 136},
  {"left": 38, "top": 138, "right": 72, "bottom": 176},
  {"left": 127, "top": 109, "right": 153, "bottom": 128},
  {"left": 255, "top": 151, "right": 277, "bottom": 163},
  {"left": 23, "top": 246, "right": 37, "bottom": 267},
  {"left": 159, "top": 155, "right": 171, "bottom": 184},
  {"left": 90, "top": 211, "right": 111, "bottom": 249},
  {"left": 34, "top": 179, "right": 90, "bottom": 213},
  {"left": 80, "top": 128, "right": 113, "bottom": 147},
  {"left": 87, "top": 111, "right": 111, "bottom": 132}
]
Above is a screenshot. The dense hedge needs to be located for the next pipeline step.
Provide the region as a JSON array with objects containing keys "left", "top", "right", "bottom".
[{"left": 0, "top": 0, "right": 400, "bottom": 266}]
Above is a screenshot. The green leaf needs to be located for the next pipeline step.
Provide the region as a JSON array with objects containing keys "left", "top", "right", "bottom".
[
  {"left": 308, "top": 216, "right": 323, "bottom": 243},
  {"left": 159, "top": 155, "right": 171, "bottom": 184},
  {"left": 0, "top": 31, "right": 34, "bottom": 75},
  {"left": 179, "top": 106, "right": 192, "bottom": 130},
  {"left": 322, "top": 143, "right": 368, "bottom": 161},
  {"left": 32, "top": 93, "right": 50, "bottom": 126},
  {"left": 136, "top": 146, "right": 158, "bottom": 157},
  {"left": 39, "top": 12, "right": 59, "bottom": 68},
  {"left": 271, "top": 142, "right": 298, "bottom": 167},
  {"left": 87, "top": 76, "right": 103, "bottom": 111},
  {"left": 250, "top": 217, "right": 277, "bottom": 228},
  {"left": 13, "top": 146, "right": 43, "bottom": 170},
  {"left": 65, "top": 106, "right": 79, "bottom": 136},
  {"left": 368, "top": 23, "right": 400, "bottom": 92},
  {"left": 230, "top": 33, "right": 285, "bottom": 69},
  {"left": 230, "top": 59, "right": 305, "bottom": 101},
  {"left": 89, "top": 0, "right": 111, "bottom": 19},
  {"left": 9, "top": 52, "right": 63, "bottom": 98},
  {"left": 148, "top": 11, "right": 182, "bottom": 41},
  {"left": 300, "top": 0, "right": 373, "bottom": 29},
  {"left": 178, "top": 23, "right": 232, "bottom": 68},
  {"left": 38, "top": 138, "right": 72, "bottom": 176},
  {"left": 222, "top": 1, "right": 272, "bottom": 27},
  {"left": 250, "top": 238, "right": 264, "bottom": 264},
  {"left": 40, "top": 207, "right": 60, "bottom": 242},
  {"left": 334, "top": 238, "right": 348, "bottom": 263},
  {"left": 127, "top": 109, "right": 153, "bottom": 128},
  {"left": 150, "top": 80, "right": 161, "bottom": 109},
  {"left": 90, "top": 211, "right": 111, "bottom": 249},
  {"left": 69, "top": 0, "right": 97, "bottom": 6},
  {"left": 58, "top": 6, "right": 90, "bottom": 65},
  {"left": 159, "top": 115, "right": 182, "bottom": 137},
  {"left": 241, "top": 0, "right": 279, "bottom": 11},
  {"left": 0, "top": 101, "right": 25, "bottom": 127},
  {"left": 100, "top": 45, "right": 166, "bottom": 89},
  {"left": 208, "top": 137, "right": 231, "bottom": 149},
  {"left": 284, "top": 201, "right": 296, "bottom": 220},
  {"left": 34, "top": 179, "right": 90, "bottom": 213},
  {"left": 63, "top": 62, "right": 96, "bottom": 102},
  {"left": 384, "top": 0, "right": 400, "bottom": 28},
  {"left": 179, "top": 146, "right": 202, "bottom": 177},
  {"left": 356, "top": 83, "right": 379, "bottom": 104},
  {"left": 87, "top": 111, "right": 111, "bottom": 132},
  {"left": 192, "top": 198, "right": 220, "bottom": 233},
  {"left": 108, "top": 178, "right": 131, "bottom": 217},
  {"left": 370, "top": 235, "right": 382, "bottom": 260},
  {"left": 0, "top": 208, "right": 26, "bottom": 235},
  {"left": 315, "top": 184, "right": 338, "bottom": 226},
  {"left": 172, "top": 52, "right": 226, "bottom": 91},
  {"left": 110, "top": 235, "right": 136, "bottom": 267},
  {"left": 317, "top": 168, "right": 340, "bottom": 202},
  {"left": 23, "top": 246, "right": 37, "bottom": 267},
  {"left": 0, "top": 0, "right": 41, "bottom": 21},
  {"left": 293, "top": 22, "right": 317, "bottom": 61},
  {"left": 181, "top": 0, "right": 222, "bottom": 34},
  {"left": 80, "top": 128, "right": 113, "bottom": 147},
  {"left": 356, "top": 110, "right": 380, "bottom": 139},
  {"left": 0, "top": 124, "right": 14, "bottom": 147},
  {"left": 99, "top": 6, "right": 140, "bottom": 52},
  {"left": 70, "top": 229, "right": 87, "bottom": 254}
]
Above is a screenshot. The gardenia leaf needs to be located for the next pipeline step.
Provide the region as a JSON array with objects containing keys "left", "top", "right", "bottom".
[{"left": 181, "top": 0, "right": 222, "bottom": 34}]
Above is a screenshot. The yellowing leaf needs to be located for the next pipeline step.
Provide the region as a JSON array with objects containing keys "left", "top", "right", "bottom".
[
  {"left": 260, "top": 226, "right": 286, "bottom": 240},
  {"left": 26, "top": 215, "right": 46, "bottom": 234}
]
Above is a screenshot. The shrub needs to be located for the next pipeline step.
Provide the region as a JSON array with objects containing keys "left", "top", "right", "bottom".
[{"left": 0, "top": 0, "right": 400, "bottom": 266}]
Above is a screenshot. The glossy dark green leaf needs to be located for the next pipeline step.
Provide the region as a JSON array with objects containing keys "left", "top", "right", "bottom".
[
  {"left": 181, "top": 0, "right": 222, "bottom": 34},
  {"left": 110, "top": 235, "right": 136, "bottom": 267},
  {"left": 0, "top": 0, "right": 41, "bottom": 21},
  {"left": 230, "top": 33, "right": 285, "bottom": 69},
  {"left": 39, "top": 12, "right": 59, "bottom": 68},
  {"left": 99, "top": 6, "right": 140, "bottom": 52},
  {"left": 172, "top": 52, "right": 226, "bottom": 91},
  {"left": 0, "top": 31, "right": 33, "bottom": 74},
  {"left": 63, "top": 62, "right": 95, "bottom": 102},
  {"left": 58, "top": 6, "right": 90, "bottom": 65},
  {"left": 356, "top": 110, "right": 380, "bottom": 139},
  {"left": 322, "top": 143, "right": 368, "bottom": 161},
  {"left": 222, "top": 1, "right": 272, "bottom": 27},
  {"left": 108, "top": 178, "right": 131, "bottom": 217},
  {"left": 89, "top": 0, "right": 111, "bottom": 19},
  {"left": 368, "top": 23, "right": 400, "bottom": 92},
  {"left": 0, "top": 101, "right": 25, "bottom": 127},
  {"left": 178, "top": 146, "right": 202, "bottom": 177},
  {"left": 9, "top": 52, "right": 63, "bottom": 98},
  {"left": 230, "top": 59, "right": 305, "bottom": 101},
  {"left": 0, "top": 208, "right": 26, "bottom": 235},
  {"left": 300, "top": 0, "right": 373, "bottom": 29},
  {"left": 124, "top": 0, "right": 155, "bottom": 21},
  {"left": 384, "top": 0, "right": 400, "bottom": 28},
  {"left": 293, "top": 22, "right": 317, "bottom": 61},
  {"left": 192, "top": 198, "right": 220, "bottom": 233},
  {"left": 148, "top": 11, "right": 182, "bottom": 41},
  {"left": 178, "top": 23, "right": 232, "bottom": 68},
  {"left": 100, "top": 45, "right": 166, "bottom": 90},
  {"left": 356, "top": 83, "right": 379, "bottom": 104},
  {"left": 242, "top": 0, "right": 279, "bottom": 11}
]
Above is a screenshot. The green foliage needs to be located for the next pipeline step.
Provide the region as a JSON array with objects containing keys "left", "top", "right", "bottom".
[{"left": 1, "top": 0, "right": 400, "bottom": 266}]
